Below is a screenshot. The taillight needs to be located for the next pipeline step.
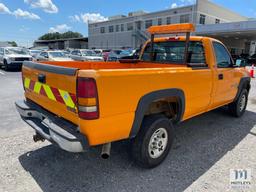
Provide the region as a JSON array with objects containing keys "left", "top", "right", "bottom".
[{"left": 77, "top": 77, "right": 99, "bottom": 120}]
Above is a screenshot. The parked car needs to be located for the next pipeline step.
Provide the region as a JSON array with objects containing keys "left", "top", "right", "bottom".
[
  {"left": 62, "top": 51, "right": 70, "bottom": 57},
  {"left": 107, "top": 52, "right": 119, "bottom": 61},
  {"left": 36, "top": 51, "right": 73, "bottom": 61},
  {"left": 70, "top": 49, "right": 104, "bottom": 61},
  {"left": 28, "top": 50, "right": 41, "bottom": 60},
  {"left": 102, "top": 51, "right": 111, "bottom": 61},
  {"left": 100, "top": 49, "right": 111, "bottom": 61},
  {"left": 120, "top": 49, "right": 141, "bottom": 60},
  {"left": 0, "top": 47, "right": 32, "bottom": 70},
  {"left": 16, "top": 23, "right": 251, "bottom": 168},
  {"left": 106, "top": 50, "right": 123, "bottom": 61},
  {"left": 106, "top": 49, "right": 135, "bottom": 61}
]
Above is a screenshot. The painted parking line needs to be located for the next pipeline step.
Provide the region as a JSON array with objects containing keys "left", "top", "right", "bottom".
[{"left": 0, "top": 71, "right": 5, "bottom": 75}]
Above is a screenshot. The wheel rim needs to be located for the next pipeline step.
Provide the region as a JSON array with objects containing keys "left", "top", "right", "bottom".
[
  {"left": 148, "top": 128, "right": 168, "bottom": 159},
  {"left": 239, "top": 94, "right": 246, "bottom": 112}
]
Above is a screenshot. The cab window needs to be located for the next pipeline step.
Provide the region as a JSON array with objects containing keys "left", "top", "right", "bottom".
[
  {"left": 213, "top": 42, "right": 232, "bottom": 68},
  {"left": 141, "top": 41, "right": 206, "bottom": 65}
]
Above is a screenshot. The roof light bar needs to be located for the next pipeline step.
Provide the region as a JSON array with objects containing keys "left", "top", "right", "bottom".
[{"left": 147, "top": 23, "right": 195, "bottom": 35}]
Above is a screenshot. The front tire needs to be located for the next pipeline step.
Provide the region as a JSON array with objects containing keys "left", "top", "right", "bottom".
[
  {"left": 3, "top": 60, "right": 9, "bottom": 71},
  {"left": 131, "top": 115, "right": 174, "bottom": 168},
  {"left": 228, "top": 89, "right": 248, "bottom": 117}
]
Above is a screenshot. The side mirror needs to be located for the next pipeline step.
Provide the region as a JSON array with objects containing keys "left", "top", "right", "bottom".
[{"left": 235, "top": 59, "right": 246, "bottom": 67}]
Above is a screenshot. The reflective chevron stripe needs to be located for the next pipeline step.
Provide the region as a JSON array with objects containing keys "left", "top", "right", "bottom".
[
  {"left": 23, "top": 77, "right": 76, "bottom": 110},
  {"left": 59, "top": 89, "right": 76, "bottom": 109}
]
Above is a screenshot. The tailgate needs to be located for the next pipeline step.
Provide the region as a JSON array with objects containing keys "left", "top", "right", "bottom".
[{"left": 22, "top": 61, "right": 79, "bottom": 124}]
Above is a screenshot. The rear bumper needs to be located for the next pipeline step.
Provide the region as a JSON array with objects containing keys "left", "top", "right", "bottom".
[{"left": 15, "top": 100, "right": 88, "bottom": 153}]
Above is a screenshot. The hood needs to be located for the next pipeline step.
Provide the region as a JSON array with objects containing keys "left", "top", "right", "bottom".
[
  {"left": 84, "top": 56, "right": 103, "bottom": 61},
  {"left": 7, "top": 54, "right": 32, "bottom": 58},
  {"left": 51, "top": 57, "right": 73, "bottom": 61}
]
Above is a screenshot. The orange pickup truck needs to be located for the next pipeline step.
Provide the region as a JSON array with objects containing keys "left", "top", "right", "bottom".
[{"left": 16, "top": 24, "right": 251, "bottom": 168}]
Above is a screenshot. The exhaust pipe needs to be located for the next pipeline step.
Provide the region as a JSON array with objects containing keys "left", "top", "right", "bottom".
[
  {"left": 33, "top": 133, "right": 45, "bottom": 142},
  {"left": 101, "top": 143, "right": 111, "bottom": 159}
]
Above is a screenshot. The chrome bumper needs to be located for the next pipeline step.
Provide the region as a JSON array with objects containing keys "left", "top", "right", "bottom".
[{"left": 15, "top": 100, "right": 88, "bottom": 153}]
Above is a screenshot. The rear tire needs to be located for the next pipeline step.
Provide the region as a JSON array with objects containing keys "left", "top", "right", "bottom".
[
  {"left": 131, "top": 114, "right": 174, "bottom": 168},
  {"left": 228, "top": 89, "right": 248, "bottom": 117}
]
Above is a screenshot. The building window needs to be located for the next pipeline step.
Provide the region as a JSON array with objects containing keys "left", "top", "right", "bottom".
[
  {"left": 166, "top": 17, "right": 171, "bottom": 25},
  {"left": 100, "top": 27, "right": 105, "bottom": 33},
  {"left": 109, "top": 26, "right": 114, "bottom": 33},
  {"left": 145, "top": 20, "right": 153, "bottom": 29},
  {"left": 199, "top": 14, "right": 206, "bottom": 25},
  {"left": 116, "top": 25, "right": 119, "bottom": 32},
  {"left": 215, "top": 19, "right": 220, "bottom": 24},
  {"left": 127, "top": 23, "right": 134, "bottom": 31},
  {"left": 121, "top": 24, "right": 124, "bottom": 31},
  {"left": 180, "top": 14, "right": 190, "bottom": 23},
  {"left": 158, "top": 18, "right": 162, "bottom": 26},
  {"left": 135, "top": 21, "right": 141, "bottom": 30}
]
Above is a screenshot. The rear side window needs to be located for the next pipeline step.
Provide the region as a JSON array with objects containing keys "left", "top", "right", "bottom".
[
  {"left": 141, "top": 41, "right": 206, "bottom": 64},
  {"left": 213, "top": 42, "right": 232, "bottom": 68}
]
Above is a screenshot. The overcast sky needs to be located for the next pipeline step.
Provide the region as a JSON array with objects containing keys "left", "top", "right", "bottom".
[{"left": 0, "top": 0, "right": 255, "bottom": 47}]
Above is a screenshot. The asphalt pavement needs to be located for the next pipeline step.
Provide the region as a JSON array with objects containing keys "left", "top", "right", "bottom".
[{"left": 0, "top": 69, "right": 255, "bottom": 192}]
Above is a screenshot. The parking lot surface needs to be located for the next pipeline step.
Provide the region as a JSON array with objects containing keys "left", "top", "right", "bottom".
[{"left": 0, "top": 69, "right": 255, "bottom": 192}]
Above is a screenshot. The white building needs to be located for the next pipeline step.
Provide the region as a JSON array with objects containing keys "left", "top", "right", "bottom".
[{"left": 88, "top": 0, "right": 256, "bottom": 56}]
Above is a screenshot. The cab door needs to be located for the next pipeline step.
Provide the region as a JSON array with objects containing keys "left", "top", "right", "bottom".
[{"left": 211, "top": 41, "right": 239, "bottom": 108}]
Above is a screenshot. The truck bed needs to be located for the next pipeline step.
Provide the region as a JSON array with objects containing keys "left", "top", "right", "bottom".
[{"left": 22, "top": 60, "right": 214, "bottom": 145}]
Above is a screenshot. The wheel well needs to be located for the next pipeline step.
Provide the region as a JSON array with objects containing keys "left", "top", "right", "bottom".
[
  {"left": 129, "top": 89, "right": 185, "bottom": 138},
  {"left": 144, "top": 97, "right": 180, "bottom": 122}
]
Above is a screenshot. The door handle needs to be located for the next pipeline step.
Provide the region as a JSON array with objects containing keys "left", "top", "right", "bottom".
[{"left": 218, "top": 74, "right": 224, "bottom": 80}]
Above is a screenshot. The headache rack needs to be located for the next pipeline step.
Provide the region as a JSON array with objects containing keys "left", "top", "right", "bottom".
[{"left": 147, "top": 23, "right": 196, "bottom": 65}]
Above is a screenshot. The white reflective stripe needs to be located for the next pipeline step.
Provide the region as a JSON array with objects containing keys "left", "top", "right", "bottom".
[{"left": 78, "top": 106, "right": 97, "bottom": 112}]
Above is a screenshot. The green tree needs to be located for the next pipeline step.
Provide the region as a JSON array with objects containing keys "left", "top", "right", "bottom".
[
  {"left": 8, "top": 41, "right": 17, "bottom": 47},
  {"left": 38, "top": 31, "right": 83, "bottom": 40}
]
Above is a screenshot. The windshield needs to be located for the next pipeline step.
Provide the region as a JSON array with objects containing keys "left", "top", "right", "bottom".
[
  {"left": 31, "top": 50, "right": 40, "bottom": 53},
  {"left": 49, "top": 52, "right": 66, "bottom": 58},
  {"left": 141, "top": 41, "right": 206, "bottom": 64},
  {"left": 5, "top": 48, "right": 29, "bottom": 55},
  {"left": 81, "top": 50, "right": 98, "bottom": 56},
  {"left": 30, "top": 50, "right": 40, "bottom": 54}
]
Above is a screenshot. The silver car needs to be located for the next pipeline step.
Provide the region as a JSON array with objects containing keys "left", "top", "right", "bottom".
[
  {"left": 70, "top": 49, "right": 104, "bottom": 61},
  {"left": 36, "top": 51, "right": 73, "bottom": 62},
  {"left": 0, "top": 47, "right": 32, "bottom": 70}
]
